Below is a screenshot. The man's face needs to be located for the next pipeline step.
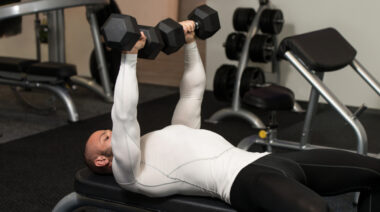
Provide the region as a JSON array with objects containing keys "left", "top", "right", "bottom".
[{"left": 86, "top": 129, "right": 113, "bottom": 163}]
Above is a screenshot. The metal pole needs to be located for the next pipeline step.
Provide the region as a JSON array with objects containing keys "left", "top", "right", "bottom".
[
  {"left": 351, "top": 59, "right": 380, "bottom": 96},
  {"left": 285, "top": 51, "right": 368, "bottom": 155},
  {"left": 34, "top": 13, "right": 41, "bottom": 61},
  {"left": 231, "top": 4, "right": 268, "bottom": 111}
]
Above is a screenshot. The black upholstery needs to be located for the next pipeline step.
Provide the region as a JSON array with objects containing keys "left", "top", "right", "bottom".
[
  {"left": 27, "top": 62, "right": 77, "bottom": 78},
  {"left": 0, "top": 56, "right": 37, "bottom": 72},
  {"left": 75, "top": 168, "right": 237, "bottom": 212},
  {"left": 26, "top": 62, "right": 77, "bottom": 78},
  {"left": 243, "top": 84, "right": 294, "bottom": 111},
  {"left": 278, "top": 28, "right": 357, "bottom": 72}
]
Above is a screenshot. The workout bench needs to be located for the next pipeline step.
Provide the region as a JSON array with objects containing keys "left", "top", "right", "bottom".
[
  {"left": 0, "top": 57, "right": 79, "bottom": 122},
  {"left": 239, "top": 27, "right": 380, "bottom": 156},
  {"left": 53, "top": 168, "right": 236, "bottom": 212}
]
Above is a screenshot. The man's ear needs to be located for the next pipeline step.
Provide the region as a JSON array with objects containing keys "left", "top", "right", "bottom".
[{"left": 94, "top": 155, "right": 109, "bottom": 167}]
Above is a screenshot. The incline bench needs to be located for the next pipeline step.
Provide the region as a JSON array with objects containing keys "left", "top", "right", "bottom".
[
  {"left": 0, "top": 57, "right": 79, "bottom": 122},
  {"left": 53, "top": 168, "right": 237, "bottom": 212}
]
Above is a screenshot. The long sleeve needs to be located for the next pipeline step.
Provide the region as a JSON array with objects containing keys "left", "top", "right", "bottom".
[
  {"left": 111, "top": 53, "right": 141, "bottom": 185},
  {"left": 171, "top": 41, "right": 206, "bottom": 129}
]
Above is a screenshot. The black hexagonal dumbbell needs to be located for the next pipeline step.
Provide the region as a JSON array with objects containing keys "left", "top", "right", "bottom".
[
  {"left": 137, "top": 25, "right": 165, "bottom": 59},
  {"left": 157, "top": 4, "right": 221, "bottom": 55},
  {"left": 101, "top": 13, "right": 141, "bottom": 51}
]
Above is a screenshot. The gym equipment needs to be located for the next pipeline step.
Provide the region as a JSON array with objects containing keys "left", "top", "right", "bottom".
[
  {"left": 238, "top": 27, "right": 380, "bottom": 158},
  {"left": 101, "top": 14, "right": 141, "bottom": 51},
  {"left": 225, "top": 32, "right": 274, "bottom": 62},
  {"left": 90, "top": 44, "right": 121, "bottom": 86},
  {"left": 0, "top": 0, "right": 113, "bottom": 121},
  {"left": 53, "top": 168, "right": 237, "bottom": 212},
  {"left": 138, "top": 25, "right": 165, "bottom": 59},
  {"left": 208, "top": 1, "right": 284, "bottom": 129},
  {"left": 233, "top": 7, "right": 283, "bottom": 34},
  {"left": 213, "top": 64, "right": 265, "bottom": 102},
  {"left": 157, "top": 4, "right": 220, "bottom": 55},
  {"left": 0, "top": 0, "right": 22, "bottom": 37}
]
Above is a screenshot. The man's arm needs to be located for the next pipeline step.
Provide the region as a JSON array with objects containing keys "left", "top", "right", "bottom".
[
  {"left": 111, "top": 33, "right": 146, "bottom": 185},
  {"left": 171, "top": 21, "right": 206, "bottom": 129}
]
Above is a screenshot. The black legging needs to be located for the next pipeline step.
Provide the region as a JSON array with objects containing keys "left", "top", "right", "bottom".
[{"left": 230, "top": 149, "right": 380, "bottom": 212}]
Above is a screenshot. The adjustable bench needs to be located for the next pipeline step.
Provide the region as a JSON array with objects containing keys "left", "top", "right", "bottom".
[
  {"left": 0, "top": 56, "right": 79, "bottom": 122},
  {"left": 53, "top": 168, "right": 237, "bottom": 212},
  {"left": 238, "top": 28, "right": 380, "bottom": 157}
]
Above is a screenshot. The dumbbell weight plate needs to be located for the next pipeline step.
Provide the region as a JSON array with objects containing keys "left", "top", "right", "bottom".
[
  {"left": 249, "top": 34, "right": 274, "bottom": 63},
  {"left": 240, "top": 67, "right": 266, "bottom": 96},
  {"left": 138, "top": 25, "right": 164, "bottom": 59},
  {"left": 90, "top": 44, "right": 121, "bottom": 87},
  {"left": 213, "top": 64, "right": 237, "bottom": 102},
  {"left": 233, "top": 8, "right": 256, "bottom": 32},
  {"left": 259, "top": 9, "right": 284, "bottom": 34},
  {"left": 224, "top": 32, "right": 246, "bottom": 60},
  {"left": 188, "top": 4, "right": 221, "bottom": 39}
]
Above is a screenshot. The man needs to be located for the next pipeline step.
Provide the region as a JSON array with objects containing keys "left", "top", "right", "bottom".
[{"left": 85, "top": 21, "right": 380, "bottom": 212}]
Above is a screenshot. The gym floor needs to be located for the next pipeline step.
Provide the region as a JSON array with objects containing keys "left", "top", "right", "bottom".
[{"left": 1, "top": 82, "right": 379, "bottom": 211}]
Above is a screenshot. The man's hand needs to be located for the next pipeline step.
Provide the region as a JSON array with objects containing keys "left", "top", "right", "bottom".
[
  {"left": 124, "top": 32, "right": 147, "bottom": 54},
  {"left": 179, "top": 20, "right": 196, "bottom": 44}
]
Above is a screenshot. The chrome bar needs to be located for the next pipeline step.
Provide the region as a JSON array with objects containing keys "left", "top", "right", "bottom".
[
  {"left": 0, "top": 78, "right": 79, "bottom": 122},
  {"left": 34, "top": 13, "right": 41, "bottom": 61},
  {"left": 285, "top": 51, "right": 368, "bottom": 155},
  {"left": 0, "top": 0, "right": 110, "bottom": 21},
  {"left": 47, "top": 11, "right": 59, "bottom": 62},
  {"left": 232, "top": 4, "right": 268, "bottom": 111},
  {"left": 57, "top": 9, "right": 66, "bottom": 63},
  {"left": 300, "top": 72, "right": 324, "bottom": 147},
  {"left": 86, "top": 6, "right": 113, "bottom": 101},
  {"left": 205, "top": 108, "right": 266, "bottom": 129},
  {"left": 351, "top": 59, "right": 380, "bottom": 96},
  {"left": 71, "top": 75, "right": 113, "bottom": 102}
]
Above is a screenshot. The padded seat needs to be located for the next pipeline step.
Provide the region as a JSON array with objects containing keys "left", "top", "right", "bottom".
[
  {"left": 75, "top": 168, "right": 236, "bottom": 212},
  {"left": 278, "top": 28, "right": 357, "bottom": 72},
  {"left": 27, "top": 62, "right": 77, "bottom": 79},
  {"left": 243, "top": 84, "right": 294, "bottom": 111},
  {"left": 0, "top": 56, "right": 37, "bottom": 72}
]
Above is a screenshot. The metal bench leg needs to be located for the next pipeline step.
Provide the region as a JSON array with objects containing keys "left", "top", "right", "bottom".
[{"left": 36, "top": 83, "right": 79, "bottom": 122}]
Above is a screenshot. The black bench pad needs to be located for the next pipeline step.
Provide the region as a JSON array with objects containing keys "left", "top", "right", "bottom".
[
  {"left": 0, "top": 56, "right": 37, "bottom": 72},
  {"left": 27, "top": 62, "right": 77, "bottom": 78},
  {"left": 243, "top": 84, "right": 294, "bottom": 111},
  {"left": 75, "top": 168, "right": 236, "bottom": 212},
  {"left": 278, "top": 28, "right": 357, "bottom": 72}
]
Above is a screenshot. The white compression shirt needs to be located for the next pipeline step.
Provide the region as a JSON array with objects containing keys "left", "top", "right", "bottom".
[{"left": 111, "top": 42, "right": 269, "bottom": 204}]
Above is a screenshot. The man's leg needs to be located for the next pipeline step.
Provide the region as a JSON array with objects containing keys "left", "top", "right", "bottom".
[
  {"left": 230, "top": 162, "right": 330, "bottom": 212},
  {"left": 275, "top": 149, "right": 380, "bottom": 212}
]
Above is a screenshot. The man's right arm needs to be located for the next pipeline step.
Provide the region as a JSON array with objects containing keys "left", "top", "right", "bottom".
[{"left": 111, "top": 33, "right": 146, "bottom": 185}]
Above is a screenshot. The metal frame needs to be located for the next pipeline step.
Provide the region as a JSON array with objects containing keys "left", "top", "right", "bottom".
[
  {"left": 0, "top": 0, "right": 113, "bottom": 102},
  {"left": 207, "top": 3, "right": 269, "bottom": 129},
  {"left": 0, "top": 77, "right": 78, "bottom": 122},
  {"left": 238, "top": 51, "right": 380, "bottom": 158},
  {"left": 207, "top": 2, "right": 304, "bottom": 128},
  {"left": 52, "top": 192, "right": 148, "bottom": 212}
]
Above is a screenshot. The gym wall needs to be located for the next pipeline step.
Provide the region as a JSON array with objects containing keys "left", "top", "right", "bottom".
[{"left": 206, "top": 0, "right": 380, "bottom": 109}]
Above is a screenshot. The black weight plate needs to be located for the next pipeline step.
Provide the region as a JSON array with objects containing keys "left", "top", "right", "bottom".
[
  {"left": 225, "top": 32, "right": 246, "bottom": 60},
  {"left": 260, "top": 9, "right": 284, "bottom": 34},
  {"left": 249, "top": 34, "right": 274, "bottom": 63},
  {"left": 213, "top": 64, "right": 237, "bottom": 102},
  {"left": 233, "top": 8, "right": 256, "bottom": 32},
  {"left": 240, "top": 66, "right": 266, "bottom": 96},
  {"left": 90, "top": 44, "right": 121, "bottom": 87}
]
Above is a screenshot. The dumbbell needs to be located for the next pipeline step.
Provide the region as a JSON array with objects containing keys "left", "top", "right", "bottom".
[
  {"left": 233, "top": 8, "right": 284, "bottom": 34},
  {"left": 224, "top": 32, "right": 274, "bottom": 62},
  {"left": 157, "top": 4, "right": 221, "bottom": 54},
  {"left": 101, "top": 14, "right": 165, "bottom": 59},
  {"left": 213, "top": 64, "right": 266, "bottom": 102}
]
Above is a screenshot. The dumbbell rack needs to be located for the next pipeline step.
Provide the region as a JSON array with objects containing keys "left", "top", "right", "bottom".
[{"left": 207, "top": 0, "right": 277, "bottom": 128}]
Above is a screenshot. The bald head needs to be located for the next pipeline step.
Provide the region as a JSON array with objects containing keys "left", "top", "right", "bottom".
[{"left": 84, "top": 130, "right": 113, "bottom": 174}]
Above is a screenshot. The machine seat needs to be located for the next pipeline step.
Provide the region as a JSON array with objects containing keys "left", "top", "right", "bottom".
[
  {"left": 75, "top": 168, "right": 237, "bottom": 212},
  {"left": 278, "top": 28, "right": 357, "bottom": 72},
  {"left": 27, "top": 62, "right": 77, "bottom": 79},
  {"left": 0, "top": 56, "right": 37, "bottom": 72},
  {"left": 243, "top": 84, "right": 294, "bottom": 111}
]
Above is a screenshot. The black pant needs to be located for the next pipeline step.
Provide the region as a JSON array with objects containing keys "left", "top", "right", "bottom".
[{"left": 230, "top": 149, "right": 380, "bottom": 212}]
